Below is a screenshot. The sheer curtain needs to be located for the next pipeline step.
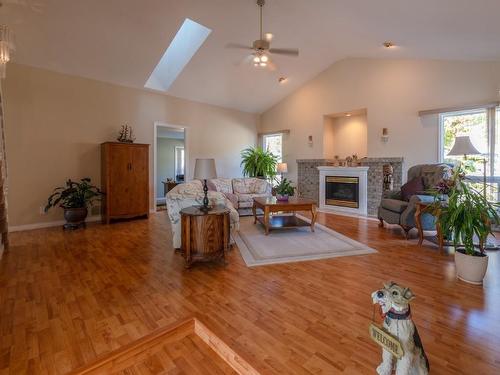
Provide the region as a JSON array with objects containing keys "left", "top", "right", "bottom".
[{"left": 0, "top": 83, "right": 8, "bottom": 250}]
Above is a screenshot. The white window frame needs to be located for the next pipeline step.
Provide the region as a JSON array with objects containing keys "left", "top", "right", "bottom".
[
  {"left": 262, "top": 133, "right": 283, "bottom": 163},
  {"left": 438, "top": 107, "right": 500, "bottom": 201},
  {"left": 438, "top": 108, "right": 491, "bottom": 163}
]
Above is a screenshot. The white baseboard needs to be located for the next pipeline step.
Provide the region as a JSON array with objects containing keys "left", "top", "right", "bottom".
[{"left": 9, "top": 215, "right": 102, "bottom": 233}]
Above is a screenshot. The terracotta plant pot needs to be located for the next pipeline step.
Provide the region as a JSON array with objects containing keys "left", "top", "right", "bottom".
[
  {"left": 276, "top": 194, "right": 289, "bottom": 201},
  {"left": 63, "top": 207, "right": 88, "bottom": 230},
  {"left": 455, "top": 249, "right": 488, "bottom": 285}
]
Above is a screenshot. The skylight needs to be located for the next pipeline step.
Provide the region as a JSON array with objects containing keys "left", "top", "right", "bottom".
[{"left": 145, "top": 18, "right": 211, "bottom": 92}]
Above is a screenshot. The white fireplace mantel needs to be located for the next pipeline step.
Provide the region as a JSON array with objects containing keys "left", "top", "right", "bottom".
[{"left": 317, "top": 166, "right": 369, "bottom": 216}]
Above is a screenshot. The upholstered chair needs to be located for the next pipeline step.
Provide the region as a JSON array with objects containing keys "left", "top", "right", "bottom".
[{"left": 378, "top": 164, "right": 451, "bottom": 238}]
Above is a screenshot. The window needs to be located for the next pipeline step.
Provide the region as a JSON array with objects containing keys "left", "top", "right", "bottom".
[
  {"left": 439, "top": 106, "right": 499, "bottom": 201},
  {"left": 263, "top": 133, "right": 283, "bottom": 162},
  {"left": 174, "top": 146, "right": 185, "bottom": 181},
  {"left": 145, "top": 18, "right": 211, "bottom": 91}
]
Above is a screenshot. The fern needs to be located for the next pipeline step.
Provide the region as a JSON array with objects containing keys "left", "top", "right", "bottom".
[{"left": 240, "top": 147, "right": 278, "bottom": 179}]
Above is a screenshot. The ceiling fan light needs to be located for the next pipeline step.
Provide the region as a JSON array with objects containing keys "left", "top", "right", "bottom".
[
  {"left": 0, "top": 41, "right": 10, "bottom": 64},
  {"left": 253, "top": 56, "right": 260, "bottom": 63},
  {"left": 260, "top": 54, "right": 268, "bottom": 62},
  {"left": 259, "top": 62, "right": 267, "bottom": 67}
]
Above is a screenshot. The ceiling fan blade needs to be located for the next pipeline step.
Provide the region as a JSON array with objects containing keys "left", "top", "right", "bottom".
[
  {"left": 226, "top": 43, "right": 254, "bottom": 50},
  {"left": 269, "top": 48, "right": 299, "bottom": 56}
]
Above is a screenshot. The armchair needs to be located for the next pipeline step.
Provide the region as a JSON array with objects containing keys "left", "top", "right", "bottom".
[{"left": 378, "top": 164, "right": 451, "bottom": 238}]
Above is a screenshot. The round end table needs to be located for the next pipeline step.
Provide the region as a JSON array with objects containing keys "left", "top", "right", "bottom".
[{"left": 180, "top": 205, "right": 230, "bottom": 268}]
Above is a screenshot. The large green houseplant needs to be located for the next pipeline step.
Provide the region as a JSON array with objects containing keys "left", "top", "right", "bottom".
[
  {"left": 45, "top": 178, "right": 103, "bottom": 229},
  {"left": 240, "top": 147, "right": 278, "bottom": 179},
  {"left": 430, "top": 166, "right": 500, "bottom": 284}
]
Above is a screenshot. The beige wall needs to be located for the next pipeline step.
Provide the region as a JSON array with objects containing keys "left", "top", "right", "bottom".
[
  {"left": 4, "top": 64, "right": 258, "bottom": 227},
  {"left": 261, "top": 58, "right": 500, "bottom": 182},
  {"left": 323, "top": 114, "right": 367, "bottom": 159},
  {"left": 156, "top": 137, "right": 184, "bottom": 198}
]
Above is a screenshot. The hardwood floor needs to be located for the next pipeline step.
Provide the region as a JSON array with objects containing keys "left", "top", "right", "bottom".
[
  {"left": 1, "top": 211, "right": 499, "bottom": 374},
  {"left": 69, "top": 318, "right": 240, "bottom": 375}
]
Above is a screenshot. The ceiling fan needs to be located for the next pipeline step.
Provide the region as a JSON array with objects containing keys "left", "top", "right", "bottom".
[{"left": 226, "top": 0, "right": 299, "bottom": 68}]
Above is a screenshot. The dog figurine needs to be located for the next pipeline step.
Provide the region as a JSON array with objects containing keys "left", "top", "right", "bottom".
[{"left": 371, "top": 282, "right": 429, "bottom": 375}]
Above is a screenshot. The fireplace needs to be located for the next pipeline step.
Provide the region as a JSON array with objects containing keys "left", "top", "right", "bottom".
[
  {"left": 317, "top": 166, "right": 369, "bottom": 216},
  {"left": 325, "top": 176, "right": 359, "bottom": 208}
]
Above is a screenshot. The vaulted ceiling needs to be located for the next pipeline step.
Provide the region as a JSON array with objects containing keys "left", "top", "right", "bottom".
[{"left": 3, "top": 0, "right": 500, "bottom": 113}]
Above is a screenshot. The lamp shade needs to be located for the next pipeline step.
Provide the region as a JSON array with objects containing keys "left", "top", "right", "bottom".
[
  {"left": 447, "top": 136, "right": 481, "bottom": 156},
  {"left": 194, "top": 158, "right": 217, "bottom": 180},
  {"left": 277, "top": 162, "right": 288, "bottom": 173}
]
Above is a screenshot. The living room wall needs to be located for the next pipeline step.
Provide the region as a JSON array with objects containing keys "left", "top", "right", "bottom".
[
  {"left": 260, "top": 58, "right": 500, "bottom": 182},
  {"left": 4, "top": 64, "right": 258, "bottom": 227},
  {"left": 323, "top": 113, "right": 367, "bottom": 160}
]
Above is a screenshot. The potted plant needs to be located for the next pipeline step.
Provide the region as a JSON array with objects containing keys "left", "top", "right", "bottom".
[
  {"left": 45, "top": 178, "right": 103, "bottom": 229},
  {"left": 430, "top": 166, "right": 500, "bottom": 284},
  {"left": 274, "top": 178, "right": 295, "bottom": 201},
  {"left": 240, "top": 147, "right": 278, "bottom": 180}
]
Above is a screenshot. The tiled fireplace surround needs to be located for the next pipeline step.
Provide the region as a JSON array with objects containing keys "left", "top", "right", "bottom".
[{"left": 297, "top": 158, "right": 403, "bottom": 216}]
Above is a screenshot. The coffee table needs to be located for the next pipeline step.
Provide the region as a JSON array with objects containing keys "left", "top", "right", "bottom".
[{"left": 252, "top": 197, "right": 317, "bottom": 235}]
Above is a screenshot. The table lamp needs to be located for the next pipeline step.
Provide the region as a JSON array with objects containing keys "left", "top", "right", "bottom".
[
  {"left": 447, "top": 135, "right": 485, "bottom": 197},
  {"left": 194, "top": 158, "right": 217, "bottom": 211},
  {"left": 277, "top": 162, "right": 288, "bottom": 180}
]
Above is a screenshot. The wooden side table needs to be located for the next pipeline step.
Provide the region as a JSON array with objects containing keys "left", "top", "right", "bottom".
[
  {"left": 415, "top": 201, "right": 445, "bottom": 253},
  {"left": 180, "top": 205, "right": 230, "bottom": 268},
  {"left": 162, "top": 181, "right": 179, "bottom": 196}
]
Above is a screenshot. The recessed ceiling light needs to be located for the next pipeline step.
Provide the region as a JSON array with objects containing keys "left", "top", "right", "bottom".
[
  {"left": 346, "top": 113, "right": 352, "bottom": 117},
  {"left": 383, "top": 41, "right": 395, "bottom": 49},
  {"left": 278, "top": 77, "right": 288, "bottom": 84},
  {"left": 264, "top": 32, "right": 273, "bottom": 41}
]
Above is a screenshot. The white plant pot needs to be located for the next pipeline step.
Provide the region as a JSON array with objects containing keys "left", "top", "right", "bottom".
[{"left": 455, "top": 250, "right": 488, "bottom": 285}]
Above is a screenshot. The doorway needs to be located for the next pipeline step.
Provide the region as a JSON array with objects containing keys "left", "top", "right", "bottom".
[{"left": 154, "top": 123, "right": 187, "bottom": 211}]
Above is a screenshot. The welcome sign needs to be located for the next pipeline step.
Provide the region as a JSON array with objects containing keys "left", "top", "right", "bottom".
[{"left": 369, "top": 323, "right": 404, "bottom": 359}]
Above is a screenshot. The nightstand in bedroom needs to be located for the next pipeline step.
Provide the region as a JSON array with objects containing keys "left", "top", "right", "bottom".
[{"left": 180, "top": 205, "right": 230, "bottom": 268}]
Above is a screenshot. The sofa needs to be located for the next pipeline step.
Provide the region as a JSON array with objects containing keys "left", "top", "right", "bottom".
[
  {"left": 207, "top": 177, "right": 273, "bottom": 209},
  {"left": 165, "top": 180, "right": 240, "bottom": 249},
  {"left": 378, "top": 163, "right": 451, "bottom": 238}
]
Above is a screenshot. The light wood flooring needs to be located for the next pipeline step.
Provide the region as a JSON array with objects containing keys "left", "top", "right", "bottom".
[{"left": 1, "top": 211, "right": 499, "bottom": 374}]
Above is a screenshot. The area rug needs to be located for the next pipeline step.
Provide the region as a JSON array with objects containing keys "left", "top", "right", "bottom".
[{"left": 234, "top": 215, "right": 377, "bottom": 267}]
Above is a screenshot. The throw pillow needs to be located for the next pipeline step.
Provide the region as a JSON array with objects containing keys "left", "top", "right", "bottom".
[{"left": 401, "top": 177, "right": 424, "bottom": 201}]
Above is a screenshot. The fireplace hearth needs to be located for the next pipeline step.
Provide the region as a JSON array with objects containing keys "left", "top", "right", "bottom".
[{"left": 325, "top": 176, "right": 359, "bottom": 208}]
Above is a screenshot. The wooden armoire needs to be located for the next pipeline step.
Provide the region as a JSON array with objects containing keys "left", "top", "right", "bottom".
[{"left": 101, "top": 142, "right": 149, "bottom": 224}]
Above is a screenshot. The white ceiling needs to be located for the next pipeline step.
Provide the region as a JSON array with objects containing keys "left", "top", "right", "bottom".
[{"left": 3, "top": 0, "right": 500, "bottom": 113}]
